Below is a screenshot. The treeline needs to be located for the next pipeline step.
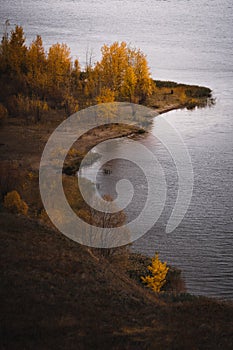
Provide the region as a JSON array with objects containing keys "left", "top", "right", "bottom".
[{"left": 0, "top": 24, "right": 153, "bottom": 123}]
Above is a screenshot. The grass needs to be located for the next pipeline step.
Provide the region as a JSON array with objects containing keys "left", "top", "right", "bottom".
[
  {"left": 1, "top": 212, "right": 233, "bottom": 349},
  {"left": 146, "top": 80, "right": 214, "bottom": 112}
]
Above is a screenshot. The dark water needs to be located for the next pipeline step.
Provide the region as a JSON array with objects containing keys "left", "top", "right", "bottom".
[{"left": 1, "top": 0, "right": 233, "bottom": 299}]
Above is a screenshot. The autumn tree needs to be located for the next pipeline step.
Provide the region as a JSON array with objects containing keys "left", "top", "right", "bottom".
[
  {"left": 141, "top": 253, "right": 169, "bottom": 293},
  {"left": 0, "top": 20, "right": 10, "bottom": 74},
  {"left": 95, "top": 42, "right": 128, "bottom": 98},
  {"left": 0, "top": 24, "right": 154, "bottom": 121},
  {"left": 129, "top": 47, "right": 153, "bottom": 102},
  {"left": 27, "top": 35, "right": 47, "bottom": 96},
  {"left": 94, "top": 41, "right": 153, "bottom": 103},
  {"left": 96, "top": 87, "right": 115, "bottom": 104},
  {"left": 47, "top": 43, "right": 72, "bottom": 98},
  {"left": 120, "top": 66, "right": 137, "bottom": 102},
  {"left": 71, "top": 58, "right": 82, "bottom": 96},
  {"left": 8, "top": 25, "right": 27, "bottom": 76},
  {"left": 79, "top": 64, "right": 97, "bottom": 107},
  {"left": 0, "top": 24, "right": 28, "bottom": 94},
  {"left": 46, "top": 43, "right": 79, "bottom": 112},
  {"left": 0, "top": 24, "right": 29, "bottom": 113}
]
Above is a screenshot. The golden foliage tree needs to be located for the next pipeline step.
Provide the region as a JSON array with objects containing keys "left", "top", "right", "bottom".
[
  {"left": 96, "top": 87, "right": 115, "bottom": 104},
  {"left": 120, "top": 66, "right": 137, "bottom": 102},
  {"left": 46, "top": 43, "right": 79, "bottom": 111},
  {"left": 9, "top": 25, "right": 27, "bottom": 75},
  {"left": 27, "top": 35, "right": 46, "bottom": 94},
  {"left": 0, "top": 24, "right": 28, "bottom": 83},
  {"left": 131, "top": 47, "right": 153, "bottom": 102},
  {"left": 94, "top": 41, "right": 153, "bottom": 102},
  {"left": 47, "top": 43, "right": 72, "bottom": 95},
  {"left": 95, "top": 42, "right": 128, "bottom": 98},
  {"left": 71, "top": 59, "right": 81, "bottom": 84},
  {"left": 141, "top": 253, "right": 169, "bottom": 293},
  {"left": 0, "top": 25, "right": 154, "bottom": 121}
]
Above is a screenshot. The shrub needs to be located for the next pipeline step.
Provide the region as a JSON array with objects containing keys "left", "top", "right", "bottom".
[
  {"left": 141, "top": 253, "right": 169, "bottom": 293},
  {"left": 6, "top": 94, "right": 49, "bottom": 121},
  {"left": 154, "top": 80, "right": 179, "bottom": 88},
  {"left": 185, "top": 86, "right": 211, "bottom": 98},
  {"left": 127, "top": 253, "right": 186, "bottom": 293},
  {"left": 4, "top": 190, "right": 28, "bottom": 215},
  {"left": 62, "top": 94, "right": 79, "bottom": 117}
]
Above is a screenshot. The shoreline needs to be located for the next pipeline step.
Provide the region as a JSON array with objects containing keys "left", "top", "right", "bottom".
[
  {"left": 1, "top": 81, "right": 233, "bottom": 349},
  {"left": 62, "top": 80, "right": 214, "bottom": 173},
  {"left": 0, "top": 80, "right": 214, "bottom": 233},
  {"left": 0, "top": 80, "right": 214, "bottom": 267},
  {"left": 63, "top": 101, "right": 208, "bottom": 175}
]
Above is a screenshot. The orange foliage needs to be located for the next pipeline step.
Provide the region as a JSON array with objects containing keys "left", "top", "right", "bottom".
[{"left": 4, "top": 190, "right": 28, "bottom": 215}]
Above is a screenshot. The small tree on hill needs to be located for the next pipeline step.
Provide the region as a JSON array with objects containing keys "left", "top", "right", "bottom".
[{"left": 141, "top": 253, "right": 169, "bottom": 293}]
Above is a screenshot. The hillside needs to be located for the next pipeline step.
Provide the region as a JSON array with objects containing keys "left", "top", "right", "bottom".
[{"left": 1, "top": 212, "right": 233, "bottom": 350}]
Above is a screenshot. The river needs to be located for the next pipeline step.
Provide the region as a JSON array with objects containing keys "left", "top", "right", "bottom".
[{"left": 1, "top": 0, "right": 233, "bottom": 299}]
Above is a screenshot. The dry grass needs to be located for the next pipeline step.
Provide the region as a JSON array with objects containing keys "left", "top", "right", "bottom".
[
  {"left": 146, "top": 80, "right": 214, "bottom": 113},
  {"left": 0, "top": 212, "right": 233, "bottom": 350}
]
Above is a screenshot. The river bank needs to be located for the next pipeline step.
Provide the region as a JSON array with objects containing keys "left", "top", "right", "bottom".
[
  {"left": 63, "top": 80, "right": 213, "bottom": 174},
  {"left": 0, "top": 80, "right": 214, "bottom": 259},
  {"left": 2, "top": 81, "right": 232, "bottom": 349}
]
